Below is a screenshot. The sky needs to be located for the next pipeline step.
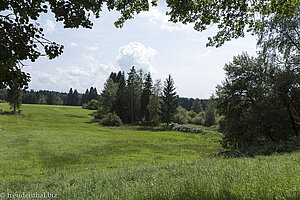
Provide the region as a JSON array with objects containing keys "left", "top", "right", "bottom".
[{"left": 23, "top": 1, "right": 258, "bottom": 99}]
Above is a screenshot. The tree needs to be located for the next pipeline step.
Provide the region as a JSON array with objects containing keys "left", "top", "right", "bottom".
[
  {"left": 140, "top": 73, "right": 153, "bottom": 125},
  {"left": 66, "top": 88, "right": 73, "bottom": 106},
  {"left": 80, "top": 89, "right": 89, "bottom": 105},
  {"left": 7, "top": 82, "right": 22, "bottom": 113},
  {"left": 148, "top": 79, "right": 163, "bottom": 126},
  {"left": 216, "top": 53, "right": 299, "bottom": 149},
  {"left": 161, "top": 75, "right": 178, "bottom": 126},
  {"left": 114, "top": 72, "right": 128, "bottom": 123},
  {"left": 191, "top": 98, "right": 203, "bottom": 114},
  {"left": 127, "top": 66, "right": 141, "bottom": 123},
  {"left": 204, "top": 97, "right": 216, "bottom": 127},
  {"left": 166, "top": 1, "right": 299, "bottom": 47},
  {"left": 100, "top": 78, "right": 118, "bottom": 113},
  {"left": 73, "top": 89, "right": 79, "bottom": 106}
]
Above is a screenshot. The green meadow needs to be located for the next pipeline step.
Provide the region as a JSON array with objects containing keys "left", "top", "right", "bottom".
[{"left": 0, "top": 103, "right": 299, "bottom": 199}]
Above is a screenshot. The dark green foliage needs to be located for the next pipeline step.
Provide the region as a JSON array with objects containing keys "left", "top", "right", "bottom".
[
  {"left": 161, "top": 75, "right": 179, "bottom": 126},
  {"left": 191, "top": 98, "right": 203, "bottom": 113},
  {"left": 114, "top": 72, "right": 128, "bottom": 123},
  {"left": 216, "top": 53, "right": 300, "bottom": 149},
  {"left": 140, "top": 73, "right": 153, "bottom": 125},
  {"left": 127, "top": 67, "right": 142, "bottom": 123},
  {"left": 221, "top": 137, "right": 300, "bottom": 157},
  {"left": 179, "top": 98, "right": 208, "bottom": 111},
  {"left": 205, "top": 98, "right": 216, "bottom": 127},
  {"left": 82, "top": 99, "right": 100, "bottom": 110},
  {"left": 7, "top": 82, "right": 22, "bottom": 113},
  {"left": 66, "top": 88, "right": 81, "bottom": 106},
  {"left": 100, "top": 113, "right": 122, "bottom": 126}
]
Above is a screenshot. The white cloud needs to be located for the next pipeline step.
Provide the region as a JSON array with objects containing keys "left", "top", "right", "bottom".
[
  {"left": 140, "top": 7, "right": 192, "bottom": 32},
  {"left": 70, "top": 42, "right": 78, "bottom": 47},
  {"left": 86, "top": 46, "right": 99, "bottom": 51},
  {"left": 199, "top": 50, "right": 213, "bottom": 57},
  {"left": 116, "top": 41, "right": 157, "bottom": 74},
  {"left": 45, "top": 20, "right": 56, "bottom": 33}
]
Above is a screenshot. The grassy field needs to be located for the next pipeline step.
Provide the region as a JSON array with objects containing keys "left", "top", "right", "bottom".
[{"left": 0, "top": 103, "right": 299, "bottom": 199}]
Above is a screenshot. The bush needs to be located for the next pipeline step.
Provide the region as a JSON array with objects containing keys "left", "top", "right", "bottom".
[
  {"left": 191, "top": 112, "right": 205, "bottom": 125},
  {"left": 170, "top": 123, "right": 205, "bottom": 134},
  {"left": 93, "top": 106, "right": 106, "bottom": 120},
  {"left": 100, "top": 113, "right": 122, "bottom": 126},
  {"left": 82, "top": 99, "right": 99, "bottom": 110},
  {"left": 173, "top": 107, "right": 190, "bottom": 124}
]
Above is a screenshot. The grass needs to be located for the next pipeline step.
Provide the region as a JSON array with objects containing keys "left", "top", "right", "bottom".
[{"left": 0, "top": 103, "right": 299, "bottom": 199}]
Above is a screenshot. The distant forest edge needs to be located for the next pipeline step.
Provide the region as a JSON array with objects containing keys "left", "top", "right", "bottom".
[{"left": 0, "top": 85, "right": 208, "bottom": 111}]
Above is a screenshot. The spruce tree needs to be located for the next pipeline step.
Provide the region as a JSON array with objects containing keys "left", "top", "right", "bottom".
[
  {"left": 73, "top": 89, "right": 79, "bottom": 106},
  {"left": 140, "top": 73, "right": 153, "bottom": 125},
  {"left": 114, "top": 72, "right": 128, "bottom": 123},
  {"left": 7, "top": 82, "right": 22, "bottom": 113},
  {"left": 127, "top": 66, "right": 139, "bottom": 123},
  {"left": 161, "top": 75, "right": 179, "bottom": 126},
  {"left": 67, "top": 88, "right": 73, "bottom": 105}
]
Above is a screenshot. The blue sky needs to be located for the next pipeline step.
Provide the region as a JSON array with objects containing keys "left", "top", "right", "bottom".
[{"left": 24, "top": 2, "right": 257, "bottom": 99}]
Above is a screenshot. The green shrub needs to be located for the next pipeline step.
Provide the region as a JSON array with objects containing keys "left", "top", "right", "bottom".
[
  {"left": 82, "top": 99, "right": 99, "bottom": 110},
  {"left": 191, "top": 112, "right": 205, "bottom": 125},
  {"left": 100, "top": 113, "right": 122, "bottom": 126},
  {"left": 170, "top": 123, "right": 205, "bottom": 134},
  {"left": 93, "top": 106, "right": 106, "bottom": 120},
  {"left": 173, "top": 106, "right": 190, "bottom": 124}
]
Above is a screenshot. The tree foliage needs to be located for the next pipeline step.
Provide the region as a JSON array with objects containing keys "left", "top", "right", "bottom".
[
  {"left": 161, "top": 75, "right": 179, "bottom": 126},
  {"left": 7, "top": 82, "right": 22, "bottom": 113},
  {"left": 216, "top": 53, "right": 299, "bottom": 149}
]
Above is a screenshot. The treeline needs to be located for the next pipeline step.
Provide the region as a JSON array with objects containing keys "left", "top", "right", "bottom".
[
  {"left": 0, "top": 87, "right": 205, "bottom": 110},
  {"left": 0, "top": 87, "right": 99, "bottom": 106}
]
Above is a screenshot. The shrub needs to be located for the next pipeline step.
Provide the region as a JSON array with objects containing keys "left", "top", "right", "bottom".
[
  {"left": 82, "top": 99, "right": 99, "bottom": 110},
  {"left": 93, "top": 106, "right": 106, "bottom": 120},
  {"left": 100, "top": 113, "right": 122, "bottom": 126},
  {"left": 191, "top": 112, "right": 205, "bottom": 125},
  {"left": 173, "top": 106, "right": 190, "bottom": 124},
  {"left": 170, "top": 123, "right": 205, "bottom": 134}
]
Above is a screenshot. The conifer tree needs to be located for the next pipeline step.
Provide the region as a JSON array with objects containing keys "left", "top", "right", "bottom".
[
  {"left": 114, "top": 72, "right": 128, "bottom": 122},
  {"left": 140, "top": 73, "right": 153, "bottom": 124},
  {"left": 7, "top": 82, "right": 22, "bottom": 113},
  {"left": 67, "top": 88, "right": 73, "bottom": 105},
  {"left": 127, "top": 66, "right": 139, "bottom": 123},
  {"left": 161, "top": 75, "right": 179, "bottom": 126},
  {"left": 73, "top": 89, "right": 79, "bottom": 106}
]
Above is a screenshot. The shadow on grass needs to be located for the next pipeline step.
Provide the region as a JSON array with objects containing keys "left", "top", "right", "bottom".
[
  {"left": 0, "top": 110, "right": 22, "bottom": 115},
  {"left": 38, "top": 150, "right": 81, "bottom": 168},
  {"left": 135, "top": 126, "right": 169, "bottom": 132}
]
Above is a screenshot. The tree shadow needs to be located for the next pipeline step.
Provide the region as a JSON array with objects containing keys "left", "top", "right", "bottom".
[
  {"left": 0, "top": 110, "right": 21, "bottom": 115},
  {"left": 135, "top": 126, "right": 169, "bottom": 132}
]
